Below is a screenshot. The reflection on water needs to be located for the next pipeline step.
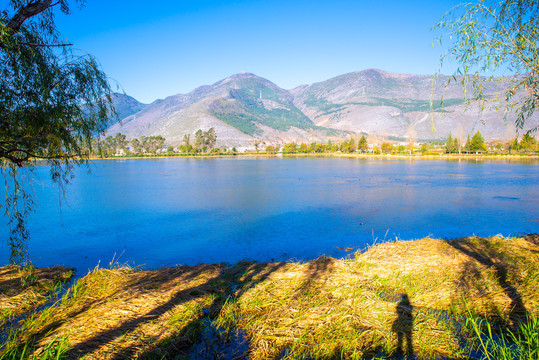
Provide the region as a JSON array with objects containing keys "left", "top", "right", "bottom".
[{"left": 1, "top": 157, "right": 538, "bottom": 274}]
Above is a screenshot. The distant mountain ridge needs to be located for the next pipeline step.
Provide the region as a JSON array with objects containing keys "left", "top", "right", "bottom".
[
  {"left": 109, "top": 93, "right": 147, "bottom": 121},
  {"left": 107, "top": 69, "right": 532, "bottom": 147}
]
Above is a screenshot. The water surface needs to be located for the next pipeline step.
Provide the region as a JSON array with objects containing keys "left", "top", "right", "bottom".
[{"left": 1, "top": 157, "right": 537, "bottom": 274}]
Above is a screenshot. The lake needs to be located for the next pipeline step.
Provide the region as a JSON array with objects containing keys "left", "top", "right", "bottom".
[{"left": 1, "top": 157, "right": 538, "bottom": 274}]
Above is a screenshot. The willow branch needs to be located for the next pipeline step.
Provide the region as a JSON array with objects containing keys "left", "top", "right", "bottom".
[
  {"left": 6, "top": 0, "right": 54, "bottom": 33},
  {"left": 17, "top": 41, "right": 73, "bottom": 47}
]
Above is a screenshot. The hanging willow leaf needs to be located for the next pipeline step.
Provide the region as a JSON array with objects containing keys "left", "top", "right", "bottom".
[
  {"left": 434, "top": 0, "right": 539, "bottom": 134},
  {"left": 1, "top": 1, "right": 117, "bottom": 265}
]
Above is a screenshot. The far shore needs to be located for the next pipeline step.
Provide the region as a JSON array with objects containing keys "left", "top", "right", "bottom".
[{"left": 86, "top": 152, "right": 539, "bottom": 161}]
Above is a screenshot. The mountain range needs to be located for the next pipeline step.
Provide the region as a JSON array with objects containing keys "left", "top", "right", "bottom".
[{"left": 106, "top": 69, "right": 530, "bottom": 148}]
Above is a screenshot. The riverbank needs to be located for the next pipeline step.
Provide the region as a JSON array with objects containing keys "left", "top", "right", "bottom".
[
  {"left": 1, "top": 235, "right": 538, "bottom": 359},
  {"left": 87, "top": 152, "right": 539, "bottom": 161}
]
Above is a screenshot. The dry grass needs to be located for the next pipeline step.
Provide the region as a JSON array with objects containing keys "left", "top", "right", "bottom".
[
  {"left": 1, "top": 235, "right": 538, "bottom": 359},
  {"left": 0, "top": 265, "right": 73, "bottom": 327}
]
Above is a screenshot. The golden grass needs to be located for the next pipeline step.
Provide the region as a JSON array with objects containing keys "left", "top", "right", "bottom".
[
  {"left": 0, "top": 265, "right": 73, "bottom": 327},
  {"left": 2, "top": 235, "right": 538, "bottom": 359}
]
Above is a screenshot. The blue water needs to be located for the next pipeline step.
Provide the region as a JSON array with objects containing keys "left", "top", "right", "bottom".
[{"left": 1, "top": 157, "right": 538, "bottom": 274}]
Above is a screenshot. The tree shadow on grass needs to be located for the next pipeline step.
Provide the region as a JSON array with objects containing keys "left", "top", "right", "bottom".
[
  {"left": 293, "top": 255, "right": 335, "bottom": 298},
  {"left": 59, "top": 261, "right": 286, "bottom": 359},
  {"left": 0, "top": 265, "right": 73, "bottom": 335},
  {"left": 447, "top": 237, "right": 529, "bottom": 326},
  {"left": 0, "top": 267, "right": 25, "bottom": 293},
  {"left": 523, "top": 233, "right": 539, "bottom": 247},
  {"left": 0, "top": 265, "right": 71, "bottom": 296},
  {"left": 1, "top": 264, "right": 216, "bottom": 358}
]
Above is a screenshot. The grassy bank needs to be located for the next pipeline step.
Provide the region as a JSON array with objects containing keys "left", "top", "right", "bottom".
[
  {"left": 1, "top": 235, "right": 538, "bottom": 359},
  {"left": 0, "top": 266, "right": 73, "bottom": 329}
]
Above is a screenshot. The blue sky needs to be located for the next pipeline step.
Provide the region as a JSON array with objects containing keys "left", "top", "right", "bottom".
[{"left": 55, "top": 0, "right": 461, "bottom": 103}]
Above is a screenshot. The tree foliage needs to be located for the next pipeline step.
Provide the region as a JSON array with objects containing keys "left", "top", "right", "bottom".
[
  {"left": 194, "top": 128, "right": 217, "bottom": 152},
  {"left": 265, "top": 145, "right": 279, "bottom": 154},
  {"left": 1, "top": 1, "right": 114, "bottom": 264},
  {"left": 381, "top": 142, "right": 394, "bottom": 154},
  {"left": 435, "top": 0, "right": 539, "bottom": 132},
  {"left": 282, "top": 142, "right": 297, "bottom": 154},
  {"left": 358, "top": 135, "right": 368, "bottom": 152},
  {"left": 470, "top": 131, "right": 487, "bottom": 152},
  {"left": 446, "top": 132, "right": 456, "bottom": 153}
]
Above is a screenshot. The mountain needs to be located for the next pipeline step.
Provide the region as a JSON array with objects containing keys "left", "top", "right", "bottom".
[
  {"left": 107, "top": 70, "right": 533, "bottom": 147},
  {"left": 106, "top": 73, "right": 345, "bottom": 148},
  {"left": 290, "top": 69, "right": 522, "bottom": 142},
  {"left": 110, "top": 93, "right": 147, "bottom": 121}
]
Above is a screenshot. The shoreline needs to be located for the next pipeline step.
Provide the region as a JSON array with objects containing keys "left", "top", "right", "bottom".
[
  {"left": 87, "top": 152, "right": 539, "bottom": 161},
  {"left": 2, "top": 234, "right": 538, "bottom": 359}
]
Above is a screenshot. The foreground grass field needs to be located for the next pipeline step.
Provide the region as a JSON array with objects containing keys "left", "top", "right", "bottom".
[{"left": 1, "top": 235, "right": 538, "bottom": 359}]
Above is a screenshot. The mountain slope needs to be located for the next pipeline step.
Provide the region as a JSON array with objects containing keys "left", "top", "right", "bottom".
[
  {"left": 291, "top": 69, "right": 527, "bottom": 141},
  {"left": 110, "top": 93, "right": 147, "bottom": 121},
  {"left": 107, "top": 69, "right": 534, "bottom": 146},
  {"left": 107, "top": 73, "right": 345, "bottom": 147},
  {"left": 207, "top": 74, "right": 315, "bottom": 135}
]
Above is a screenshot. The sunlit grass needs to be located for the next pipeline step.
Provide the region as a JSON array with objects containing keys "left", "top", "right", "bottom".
[
  {"left": 0, "top": 265, "right": 73, "bottom": 328},
  {"left": 1, "top": 235, "right": 538, "bottom": 359}
]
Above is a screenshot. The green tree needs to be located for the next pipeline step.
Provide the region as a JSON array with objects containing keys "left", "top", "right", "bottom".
[
  {"left": 435, "top": 0, "right": 539, "bottom": 132},
  {"left": 464, "top": 135, "right": 472, "bottom": 153},
  {"left": 453, "top": 137, "right": 460, "bottom": 154},
  {"left": 348, "top": 137, "right": 357, "bottom": 153},
  {"left": 192, "top": 128, "right": 216, "bottom": 153},
  {"left": 340, "top": 139, "right": 352, "bottom": 153},
  {"left": 470, "top": 131, "right": 487, "bottom": 152},
  {"left": 1, "top": 1, "right": 115, "bottom": 264},
  {"left": 182, "top": 134, "right": 192, "bottom": 153},
  {"left": 311, "top": 142, "right": 323, "bottom": 153},
  {"left": 520, "top": 133, "right": 537, "bottom": 151},
  {"left": 146, "top": 135, "right": 165, "bottom": 154},
  {"left": 327, "top": 140, "right": 338, "bottom": 152},
  {"left": 115, "top": 133, "right": 128, "bottom": 154},
  {"left": 445, "top": 132, "right": 456, "bottom": 153},
  {"left": 140, "top": 136, "right": 149, "bottom": 153},
  {"left": 509, "top": 137, "right": 519, "bottom": 153},
  {"left": 282, "top": 142, "right": 297, "bottom": 154},
  {"left": 253, "top": 140, "right": 261, "bottom": 152},
  {"left": 130, "top": 138, "right": 142, "bottom": 154},
  {"left": 205, "top": 128, "right": 217, "bottom": 150},
  {"left": 265, "top": 145, "right": 278, "bottom": 154},
  {"left": 194, "top": 129, "right": 204, "bottom": 151},
  {"left": 102, "top": 136, "right": 116, "bottom": 157},
  {"left": 358, "top": 135, "right": 368, "bottom": 153},
  {"left": 381, "top": 142, "right": 393, "bottom": 154}
]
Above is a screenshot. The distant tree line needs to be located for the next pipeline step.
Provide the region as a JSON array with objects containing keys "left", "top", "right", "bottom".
[
  {"left": 86, "top": 133, "right": 166, "bottom": 157},
  {"left": 445, "top": 131, "right": 537, "bottom": 154},
  {"left": 504, "top": 133, "right": 538, "bottom": 154},
  {"left": 275, "top": 135, "right": 416, "bottom": 155},
  {"left": 129, "top": 135, "right": 166, "bottom": 155},
  {"left": 82, "top": 128, "right": 224, "bottom": 157},
  {"left": 445, "top": 131, "right": 486, "bottom": 154},
  {"left": 278, "top": 135, "right": 370, "bottom": 154},
  {"left": 265, "top": 131, "right": 537, "bottom": 156},
  {"left": 85, "top": 129, "right": 536, "bottom": 158}
]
